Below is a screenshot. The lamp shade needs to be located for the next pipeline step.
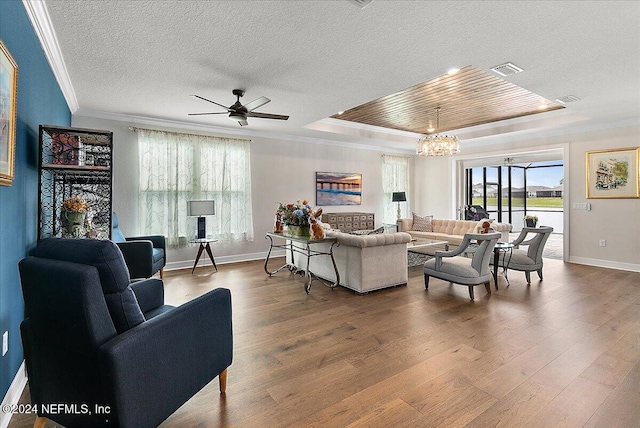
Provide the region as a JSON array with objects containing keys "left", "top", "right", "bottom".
[
  {"left": 392, "top": 192, "right": 407, "bottom": 202},
  {"left": 187, "top": 200, "right": 215, "bottom": 216}
]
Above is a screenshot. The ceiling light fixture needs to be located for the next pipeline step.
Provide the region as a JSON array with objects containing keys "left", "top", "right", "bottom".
[
  {"left": 416, "top": 107, "right": 460, "bottom": 157},
  {"left": 447, "top": 68, "right": 460, "bottom": 75}
]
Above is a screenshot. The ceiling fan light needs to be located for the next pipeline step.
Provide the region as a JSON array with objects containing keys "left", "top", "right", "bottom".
[{"left": 228, "top": 112, "right": 245, "bottom": 121}]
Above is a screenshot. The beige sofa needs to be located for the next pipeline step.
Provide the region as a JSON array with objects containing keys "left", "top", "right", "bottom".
[
  {"left": 287, "top": 231, "right": 412, "bottom": 294},
  {"left": 397, "top": 218, "right": 512, "bottom": 245}
]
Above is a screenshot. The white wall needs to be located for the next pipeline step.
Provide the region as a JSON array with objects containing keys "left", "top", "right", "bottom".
[
  {"left": 72, "top": 115, "right": 402, "bottom": 269},
  {"left": 72, "top": 114, "right": 638, "bottom": 272},
  {"left": 413, "top": 123, "right": 640, "bottom": 271}
]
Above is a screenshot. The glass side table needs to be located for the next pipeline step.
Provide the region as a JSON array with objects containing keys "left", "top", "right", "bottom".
[
  {"left": 493, "top": 242, "right": 514, "bottom": 288},
  {"left": 189, "top": 238, "right": 218, "bottom": 274}
]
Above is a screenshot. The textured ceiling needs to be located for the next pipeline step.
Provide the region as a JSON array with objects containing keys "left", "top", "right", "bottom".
[{"left": 40, "top": 0, "right": 640, "bottom": 152}]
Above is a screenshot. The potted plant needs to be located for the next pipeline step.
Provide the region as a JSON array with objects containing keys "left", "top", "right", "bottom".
[
  {"left": 61, "top": 196, "right": 89, "bottom": 237},
  {"left": 524, "top": 215, "right": 538, "bottom": 227}
]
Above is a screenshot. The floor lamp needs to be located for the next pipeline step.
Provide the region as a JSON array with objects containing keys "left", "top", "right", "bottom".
[
  {"left": 188, "top": 200, "right": 215, "bottom": 239},
  {"left": 392, "top": 192, "right": 406, "bottom": 220}
]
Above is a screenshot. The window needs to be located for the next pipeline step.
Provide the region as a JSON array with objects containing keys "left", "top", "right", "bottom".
[
  {"left": 137, "top": 128, "right": 253, "bottom": 247},
  {"left": 382, "top": 154, "right": 410, "bottom": 223}
]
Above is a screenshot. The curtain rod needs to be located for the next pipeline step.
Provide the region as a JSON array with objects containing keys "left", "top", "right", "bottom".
[{"left": 128, "top": 126, "right": 251, "bottom": 142}]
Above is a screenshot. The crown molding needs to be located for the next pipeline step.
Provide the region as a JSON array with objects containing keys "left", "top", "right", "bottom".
[
  {"left": 73, "top": 108, "right": 413, "bottom": 155},
  {"left": 23, "top": 0, "right": 79, "bottom": 112},
  {"left": 461, "top": 117, "right": 640, "bottom": 148}
]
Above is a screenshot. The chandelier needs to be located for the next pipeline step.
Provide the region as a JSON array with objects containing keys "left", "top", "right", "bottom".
[{"left": 416, "top": 107, "right": 460, "bottom": 156}]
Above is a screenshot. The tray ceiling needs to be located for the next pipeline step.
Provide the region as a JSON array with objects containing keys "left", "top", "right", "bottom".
[{"left": 331, "top": 66, "right": 564, "bottom": 134}]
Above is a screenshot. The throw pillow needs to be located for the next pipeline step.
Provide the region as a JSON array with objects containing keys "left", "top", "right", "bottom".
[
  {"left": 412, "top": 213, "right": 433, "bottom": 232},
  {"left": 368, "top": 226, "right": 385, "bottom": 235}
]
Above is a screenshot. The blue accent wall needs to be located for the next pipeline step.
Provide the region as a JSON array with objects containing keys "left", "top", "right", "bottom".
[{"left": 0, "top": 1, "right": 71, "bottom": 398}]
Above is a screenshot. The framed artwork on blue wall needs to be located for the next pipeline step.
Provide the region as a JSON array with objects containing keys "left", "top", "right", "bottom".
[{"left": 0, "top": 39, "right": 18, "bottom": 186}]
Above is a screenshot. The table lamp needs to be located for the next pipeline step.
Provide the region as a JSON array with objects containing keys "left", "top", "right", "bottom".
[
  {"left": 392, "top": 192, "right": 406, "bottom": 220},
  {"left": 188, "top": 200, "right": 215, "bottom": 239}
]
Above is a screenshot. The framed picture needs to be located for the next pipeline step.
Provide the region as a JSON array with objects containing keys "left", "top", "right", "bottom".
[
  {"left": 0, "top": 39, "right": 18, "bottom": 186},
  {"left": 316, "top": 172, "right": 362, "bottom": 206},
  {"left": 586, "top": 147, "right": 639, "bottom": 199}
]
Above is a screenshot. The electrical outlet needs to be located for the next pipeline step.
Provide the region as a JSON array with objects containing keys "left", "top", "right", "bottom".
[
  {"left": 2, "top": 331, "right": 7, "bottom": 356},
  {"left": 599, "top": 240, "right": 606, "bottom": 247}
]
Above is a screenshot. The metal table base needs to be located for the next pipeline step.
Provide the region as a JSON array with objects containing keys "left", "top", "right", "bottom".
[{"left": 264, "top": 232, "right": 340, "bottom": 293}]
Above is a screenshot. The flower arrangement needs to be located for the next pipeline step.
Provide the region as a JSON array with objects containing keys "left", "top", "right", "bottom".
[
  {"left": 524, "top": 215, "right": 538, "bottom": 223},
  {"left": 277, "top": 200, "right": 314, "bottom": 227},
  {"left": 62, "top": 196, "right": 89, "bottom": 213}
]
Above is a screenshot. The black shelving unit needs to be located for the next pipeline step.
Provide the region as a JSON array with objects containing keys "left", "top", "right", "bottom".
[{"left": 38, "top": 125, "right": 113, "bottom": 240}]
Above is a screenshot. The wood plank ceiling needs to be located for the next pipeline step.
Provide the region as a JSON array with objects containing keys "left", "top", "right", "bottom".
[{"left": 331, "top": 66, "right": 564, "bottom": 135}]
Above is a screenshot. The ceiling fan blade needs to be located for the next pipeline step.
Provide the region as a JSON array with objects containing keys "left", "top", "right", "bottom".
[
  {"left": 242, "top": 96, "right": 270, "bottom": 112},
  {"left": 247, "top": 112, "right": 289, "bottom": 120},
  {"left": 191, "top": 95, "right": 230, "bottom": 111},
  {"left": 238, "top": 118, "right": 249, "bottom": 126},
  {"left": 188, "top": 112, "right": 228, "bottom": 116}
]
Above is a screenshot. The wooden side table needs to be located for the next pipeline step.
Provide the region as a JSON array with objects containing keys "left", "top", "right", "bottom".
[{"left": 190, "top": 238, "right": 218, "bottom": 274}]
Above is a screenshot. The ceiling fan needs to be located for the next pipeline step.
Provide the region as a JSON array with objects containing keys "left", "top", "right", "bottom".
[{"left": 189, "top": 89, "right": 289, "bottom": 126}]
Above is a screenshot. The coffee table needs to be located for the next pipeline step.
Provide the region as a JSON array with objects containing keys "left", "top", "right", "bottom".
[{"left": 407, "top": 238, "right": 450, "bottom": 266}]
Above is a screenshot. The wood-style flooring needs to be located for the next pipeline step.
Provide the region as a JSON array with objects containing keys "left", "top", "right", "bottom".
[{"left": 9, "top": 257, "right": 640, "bottom": 427}]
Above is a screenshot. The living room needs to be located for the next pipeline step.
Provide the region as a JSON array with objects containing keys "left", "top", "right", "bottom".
[{"left": 1, "top": 1, "right": 639, "bottom": 427}]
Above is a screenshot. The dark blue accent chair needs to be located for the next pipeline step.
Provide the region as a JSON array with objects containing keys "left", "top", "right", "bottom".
[
  {"left": 19, "top": 238, "right": 233, "bottom": 428},
  {"left": 111, "top": 212, "right": 166, "bottom": 279}
]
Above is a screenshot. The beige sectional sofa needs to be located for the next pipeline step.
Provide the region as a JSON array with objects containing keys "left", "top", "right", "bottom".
[
  {"left": 287, "top": 231, "right": 412, "bottom": 294},
  {"left": 397, "top": 218, "right": 512, "bottom": 245}
]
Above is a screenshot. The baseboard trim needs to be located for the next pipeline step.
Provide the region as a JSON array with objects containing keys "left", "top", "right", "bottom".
[
  {"left": 165, "top": 250, "right": 286, "bottom": 272},
  {"left": 0, "top": 361, "right": 27, "bottom": 428},
  {"left": 568, "top": 256, "right": 640, "bottom": 273}
]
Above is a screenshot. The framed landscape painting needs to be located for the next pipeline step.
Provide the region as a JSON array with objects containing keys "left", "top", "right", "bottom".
[
  {"left": 316, "top": 172, "right": 362, "bottom": 206},
  {"left": 0, "top": 39, "right": 18, "bottom": 186},
  {"left": 586, "top": 147, "right": 639, "bottom": 199}
]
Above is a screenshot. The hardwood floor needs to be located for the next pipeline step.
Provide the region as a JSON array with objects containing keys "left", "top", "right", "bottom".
[{"left": 9, "top": 257, "right": 640, "bottom": 427}]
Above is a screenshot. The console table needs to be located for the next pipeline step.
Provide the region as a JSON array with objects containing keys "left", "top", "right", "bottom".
[
  {"left": 322, "top": 212, "right": 374, "bottom": 233},
  {"left": 264, "top": 232, "right": 340, "bottom": 293}
]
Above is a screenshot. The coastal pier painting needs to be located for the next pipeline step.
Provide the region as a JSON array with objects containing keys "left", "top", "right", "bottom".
[{"left": 316, "top": 172, "right": 362, "bottom": 206}]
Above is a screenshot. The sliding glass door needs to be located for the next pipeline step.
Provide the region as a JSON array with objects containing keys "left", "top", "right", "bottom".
[{"left": 465, "top": 161, "right": 563, "bottom": 232}]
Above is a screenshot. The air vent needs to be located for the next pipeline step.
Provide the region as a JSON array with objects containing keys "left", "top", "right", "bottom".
[
  {"left": 346, "top": 0, "right": 373, "bottom": 8},
  {"left": 490, "top": 62, "right": 524, "bottom": 76},
  {"left": 555, "top": 95, "right": 581, "bottom": 104}
]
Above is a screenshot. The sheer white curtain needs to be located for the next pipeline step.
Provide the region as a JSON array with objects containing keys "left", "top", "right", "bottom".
[
  {"left": 137, "top": 128, "right": 253, "bottom": 247},
  {"left": 382, "top": 154, "right": 410, "bottom": 224}
]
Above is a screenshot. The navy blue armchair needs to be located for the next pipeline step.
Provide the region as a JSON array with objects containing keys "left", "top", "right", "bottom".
[
  {"left": 19, "top": 238, "right": 232, "bottom": 428},
  {"left": 112, "top": 212, "right": 166, "bottom": 279}
]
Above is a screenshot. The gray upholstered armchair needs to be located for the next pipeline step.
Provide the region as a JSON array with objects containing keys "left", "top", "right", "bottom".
[
  {"left": 112, "top": 212, "right": 166, "bottom": 279},
  {"left": 424, "top": 232, "right": 500, "bottom": 301},
  {"left": 492, "top": 226, "right": 553, "bottom": 284},
  {"left": 19, "top": 238, "right": 232, "bottom": 428}
]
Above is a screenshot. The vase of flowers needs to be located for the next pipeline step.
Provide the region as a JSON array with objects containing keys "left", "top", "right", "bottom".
[
  {"left": 524, "top": 215, "right": 538, "bottom": 227},
  {"left": 61, "top": 196, "right": 89, "bottom": 238},
  {"left": 277, "top": 200, "right": 314, "bottom": 237}
]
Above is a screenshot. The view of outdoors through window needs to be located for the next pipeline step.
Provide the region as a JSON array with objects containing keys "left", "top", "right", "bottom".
[{"left": 468, "top": 161, "right": 564, "bottom": 233}]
